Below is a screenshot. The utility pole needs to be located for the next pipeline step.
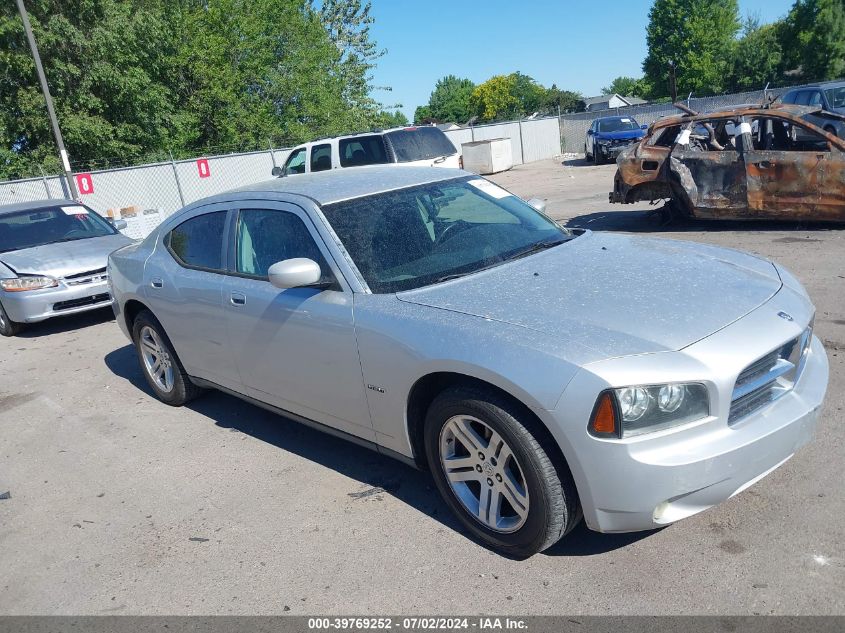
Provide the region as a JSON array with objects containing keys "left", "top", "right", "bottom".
[
  {"left": 15, "top": 0, "right": 78, "bottom": 198},
  {"left": 668, "top": 60, "right": 678, "bottom": 103}
]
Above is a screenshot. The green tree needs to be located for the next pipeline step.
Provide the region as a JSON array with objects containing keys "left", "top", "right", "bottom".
[
  {"left": 542, "top": 85, "right": 585, "bottom": 113},
  {"left": 469, "top": 72, "right": 547, "bottom": 122},
  {"left": 0, "top": 0, "right": 181, "bottom": 177},
  {"left": 427, "top": 75, "right": 475, "bottom": 123},
  {"left": 779, "top": 0, "right": 845, "bottom": 81},
  {"left": 601, "top": 76, "right": 649, "bottom": 98},
  {"left": 413, "top": 105, "right": 433, "bottom": 124},
  {"left": 643, "top": 0, "right": 741, "bottom": 98},
  {"left": 729, "top": 16, "right": 783, "bottom": 91},
  {"left": 372, "top": 110, "right": 409, "bottom": 128}
]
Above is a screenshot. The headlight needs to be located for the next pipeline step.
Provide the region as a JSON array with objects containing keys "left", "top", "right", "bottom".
[
  {"left": 0, "top": 276, "right": 59, "bottom": 292},
  {"left": 589, "top": 383, "right": 710, "bottom": 438}
]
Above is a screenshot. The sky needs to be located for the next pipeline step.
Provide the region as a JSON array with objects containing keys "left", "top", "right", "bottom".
[{"left": 367, "top": 0, "right": 796, "bottom": 120}]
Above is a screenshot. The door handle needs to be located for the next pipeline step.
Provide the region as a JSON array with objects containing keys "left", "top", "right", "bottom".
[
  {"left": 150, "top": 278, "right": 163, "bottom": 288},
  {"left": 230, "top": 292, "right": 246, "bottom": 306},
  {"left": 755, "top": 160, "right": 773, "bottom": 169}
]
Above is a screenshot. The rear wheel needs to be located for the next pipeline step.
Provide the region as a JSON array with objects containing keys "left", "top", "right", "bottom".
[
  {"left": 424, "top": 386, "right": 580, "bottom": 558},
  {"left": 132, "top": 309, "right": 203, "bottom": 406},
  {"left": 0, "top": 301, "right": 23, "bottom": 337}
]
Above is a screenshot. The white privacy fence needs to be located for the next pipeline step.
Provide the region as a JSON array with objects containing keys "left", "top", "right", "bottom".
[{"left": 0, "top": 80, "right": 834, "bottom": 237}]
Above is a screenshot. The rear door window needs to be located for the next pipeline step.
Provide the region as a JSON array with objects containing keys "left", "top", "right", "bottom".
[
  {"left": 384, "top": 127, "right": 457, "bottom": 162},
  {"left": 310, "top": 144, "right": 332, "bottom": 172},
  {"left": 339, "top": 136, "right": 388, "bottom": 167},
  {"left": 166, "top": 212, "right": 227, "bottom": 271}
]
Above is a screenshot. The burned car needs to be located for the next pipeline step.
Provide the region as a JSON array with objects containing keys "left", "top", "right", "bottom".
[{"left": 609, "top": 103, "right": 845, "bottom": 222}]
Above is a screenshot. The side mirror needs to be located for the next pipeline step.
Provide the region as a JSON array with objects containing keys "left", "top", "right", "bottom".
[
  {"left": 641, "top": 124, "right": 648, "bottom": 130},
  {"left": 268, "top": 258, "right": 322, "bottom": 289},
  {"left": 586, "top": 129, "right": 594, "bottom": 136},
  {"left": 271, "top": 166, "right": 284, "bottom": 177},
  {"left": 527, "top": 198, "right": 546, "bottom": 213},
  {"left": 112, "top": 219, "right": 128, "bottom": 231}
]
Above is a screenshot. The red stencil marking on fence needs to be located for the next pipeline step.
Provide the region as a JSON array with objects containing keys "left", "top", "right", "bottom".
[
  {"left": 197, "top": 159, "right": 211, "bottom": 178},
  {"left": 75, "top": 173, "right": 94, "bottom": 195}
]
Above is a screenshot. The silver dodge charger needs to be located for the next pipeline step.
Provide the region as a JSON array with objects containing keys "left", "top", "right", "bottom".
[
  {"left": 108, "top": 166, "right": 828, "bottom": 557},
  {"left": 0, "top": 199, "right": 132, "bottom": 336}
]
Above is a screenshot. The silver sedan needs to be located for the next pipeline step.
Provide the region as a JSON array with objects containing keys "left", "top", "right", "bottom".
[
  {"left": 0, "top": 199, "right": 132, "bottom": 336},
  {"left": 108, "top": 166, "right": 829, "bottom": 557}
]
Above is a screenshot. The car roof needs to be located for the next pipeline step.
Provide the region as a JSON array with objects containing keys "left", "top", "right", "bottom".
[
  {"left": 594, "top": 115, "right": 637, "bottom": 121},
  {"left": 651, "top": 103, "right": 827, "bottom": 128},
  {"left": 199, "top": 165, "right": 468, "bottom": 207},
  {"left": 0, "top": 198, "right": 78, "bottom": 216},
  {"left": 292, "top": 126, "right": 439, "bottom": 149},
  {"left": 784, "top": 81, "right": 845, "bottom": 91}
]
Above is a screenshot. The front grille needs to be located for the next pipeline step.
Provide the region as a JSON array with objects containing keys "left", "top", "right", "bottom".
[
  {"left": 728, "top": 328, "right": 812, "bottom": 425},
  {"left": 64, "top": 268, "right": 108, "bottom": 286},
  {"left": 53, "top": 293, "right": 110, "bottom": 312}
]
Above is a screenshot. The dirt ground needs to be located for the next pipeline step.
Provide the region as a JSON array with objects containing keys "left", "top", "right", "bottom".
[{"left": 1, "top": 158, "right": 843, "bottom": 615}]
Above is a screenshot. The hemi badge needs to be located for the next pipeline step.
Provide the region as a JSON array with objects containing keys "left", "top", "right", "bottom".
[{"left": 367, "top": 384, "right": 385, "bottom": 393}]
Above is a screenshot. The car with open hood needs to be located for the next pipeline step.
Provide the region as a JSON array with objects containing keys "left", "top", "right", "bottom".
[
  {"left": 108, "top": 165, "right": 828, "bottom": 557},
  {"left": 609, "top": 103, "right": 845, "bottom": 222},
  {"left": 0, "top": 199, "right": 133, "bottom": 336}
]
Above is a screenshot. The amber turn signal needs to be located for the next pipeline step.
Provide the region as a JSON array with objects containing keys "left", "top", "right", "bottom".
[{"left": 590, "top": 391, "right": 618, "bottom": 437}]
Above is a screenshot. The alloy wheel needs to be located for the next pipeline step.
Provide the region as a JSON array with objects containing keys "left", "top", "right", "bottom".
[
  {"left": 139, "top": 325, "right": 175, "bottom": 393},
  {"left": 439, "top": 415, "right": 530, "bottom": 533}
]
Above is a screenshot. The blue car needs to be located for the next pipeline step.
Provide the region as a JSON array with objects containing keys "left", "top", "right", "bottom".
[{"left": 585, "top": 116, "right": 647, "bottom": 164}]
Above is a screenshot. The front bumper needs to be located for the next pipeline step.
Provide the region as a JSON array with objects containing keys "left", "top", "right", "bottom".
[
  {"left": 548, "top": 333, "right": 828, "bottom": 534},
  {"left": 0, "top": 279, "right": 112, "bottom": 323}
]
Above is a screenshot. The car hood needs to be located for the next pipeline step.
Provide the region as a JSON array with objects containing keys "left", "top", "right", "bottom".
[
  {"left": 596, "top": 129, "right": 645, "bottom": 141},
  {"left": 0, "top": 233, "right": 134, "bottom": 278},
  {"left": 396, "top": 232, "right": 782, "bottom": 360}
]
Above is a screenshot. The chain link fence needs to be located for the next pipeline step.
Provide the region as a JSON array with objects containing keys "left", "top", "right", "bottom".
[{"left": 0, "top": 79, "right": 837, "bottom": 238}]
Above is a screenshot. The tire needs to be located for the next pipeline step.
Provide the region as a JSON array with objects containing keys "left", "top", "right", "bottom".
[
  {"left": 423, "top": 386, "right": 580, "bottom": 558},
  {"left": 0, "top": 300, "right": 24, "bottom": 337},
  {"left": 132, "top": 309, "right": 203, "bottom": 406},
  {"left": 593, "top": 145, "right": 603, "bottom": 165},
  {"left": 584, "top": 143, "right": 591, "bottom": 161}
]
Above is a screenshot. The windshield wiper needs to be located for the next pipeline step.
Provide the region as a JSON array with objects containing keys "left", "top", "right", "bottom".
[{"left": 504, "top": 238, "right": 569, "bottom": 262}]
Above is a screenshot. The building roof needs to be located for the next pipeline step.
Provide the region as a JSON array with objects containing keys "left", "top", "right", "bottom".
[
  {"left": 220, "top": 165, "right": 468, "bottom": 206},
  {"left": 583, "top": 94, "right": 648, "bottom": 107},
  {"left": 0, "top": 198, "right": 76, "bottom": 216}
]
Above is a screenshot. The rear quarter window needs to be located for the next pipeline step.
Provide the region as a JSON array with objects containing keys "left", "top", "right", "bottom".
[
  {"left": 384, "top": 127, "right": 457, "bottom": 162},
  {"left": 166, "top": 212, "right": 227, "bottom": 271},
  {"left": 339, "top": 136, "right": 388, "bottom": 167}
]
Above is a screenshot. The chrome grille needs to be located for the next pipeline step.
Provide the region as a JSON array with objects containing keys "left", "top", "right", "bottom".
[
  {"left": 729, "top": 326, "right": 812, "bottom": 425},
  {"left": 64, "top": 268, "right": 108, "bottom": 286}
]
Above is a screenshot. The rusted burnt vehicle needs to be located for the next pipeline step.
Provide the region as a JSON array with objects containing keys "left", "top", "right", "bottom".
[{"left": 609, "top": 103, "right": 845, "bottom": 222}]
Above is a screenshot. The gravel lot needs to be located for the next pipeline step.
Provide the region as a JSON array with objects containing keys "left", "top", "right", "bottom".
[{"left": 1, "top": 158, "right": 843, "bottom": 615}]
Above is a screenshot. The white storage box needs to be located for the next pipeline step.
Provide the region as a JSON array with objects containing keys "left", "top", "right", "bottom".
[{"left": 460, "top": 138, "right": 513, "bottom": 174}]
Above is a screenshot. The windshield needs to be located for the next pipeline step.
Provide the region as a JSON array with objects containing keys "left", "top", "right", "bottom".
[
  {"left": 384, "top": 127, "right": 457, "bottom": 162},
  {"left": 824, "top": 86, "right": 845, "bottom": 109},
  {"left": 597, "top": 118, "right": 639, "bottom": 133},
  {"left": 321, "top": 177, "right": 570, "bottom": 293},
  {"left": 0, "top": 204, "right": 116, "bottom": 254}
]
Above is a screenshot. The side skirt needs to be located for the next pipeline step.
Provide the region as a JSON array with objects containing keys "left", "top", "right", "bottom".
[{"left": 188, "top": 376, "right": 420, "bottom": 470}]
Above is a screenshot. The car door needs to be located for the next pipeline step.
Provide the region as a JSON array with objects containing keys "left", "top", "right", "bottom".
[
  {"left": 221, "top": 203, "right": 375, "bottom": 441},
  {"left": 668, "top": 118, "right": 748, "bottom": 216},
  {"left": 144, "top": 207, "right": 241, "bottom": 389},
  {"left": 745, "top": 116, "right": 845, "bottom": 220}
]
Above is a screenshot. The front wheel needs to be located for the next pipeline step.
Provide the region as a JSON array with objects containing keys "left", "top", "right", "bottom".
[
  {"left": 424, "top": 386, "right": 580, "bottom": 557},
  {"left": 132, "top": 309, "right": 203, "bottom": 406},
  {"left": 593, "top": 145, "right": 603, "bottom": 165},
  {"left": 0, "top": 301, "right": 24, "bottom": 337}
]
